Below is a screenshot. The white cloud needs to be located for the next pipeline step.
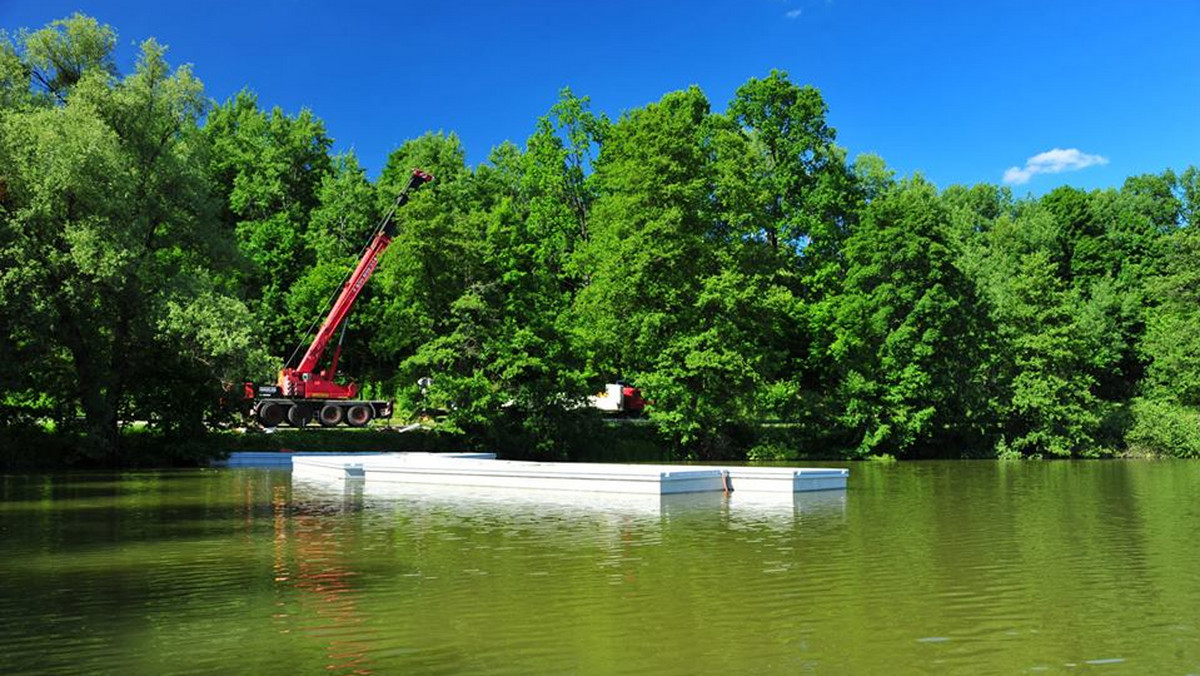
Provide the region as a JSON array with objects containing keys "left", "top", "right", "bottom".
[
  {"left": 1003, "top": 148, "right": 1109, "bottom": 185},
  {"left": 785, "top": 8, "right": 803, "bottom": 18}
]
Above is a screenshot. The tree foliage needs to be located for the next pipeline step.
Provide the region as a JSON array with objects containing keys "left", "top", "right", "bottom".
[
  {"left": 3, "top": 14, "right": 1198, "bottom": 464},
  {"left": 0, "top": 16, "right": 269, "bottom": 459}
]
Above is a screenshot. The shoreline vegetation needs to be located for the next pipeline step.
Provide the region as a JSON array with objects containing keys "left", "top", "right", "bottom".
[
  {"left": 2, "top": 15, "right": 1199, "bottom": 470},
  {"left": 0, "top": 421, "right": 667, "bottom": 470},
  {"left": 0, "top": 416, "right": 1178, "bottom": 471}
]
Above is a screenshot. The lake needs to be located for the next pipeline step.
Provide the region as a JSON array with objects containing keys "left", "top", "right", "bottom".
[{"left": 2, "top": 460, "right": 1198, "bottom": 674}]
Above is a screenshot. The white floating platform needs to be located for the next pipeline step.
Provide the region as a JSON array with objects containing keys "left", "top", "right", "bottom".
[
  {"left": 291, "top": 453, "right": 847, "bottom": 495},
  {"left": 290, "top": 452, "right": 496, "bottom": 479},
  {"left": 292, "top": 472, "right": 847, "bottom": 525},
  {"left": 296, "top": 454, "right": 725, "bottom": 495},
  {"left": 725, "top": 467, "right": 849, "bottom": 493}
]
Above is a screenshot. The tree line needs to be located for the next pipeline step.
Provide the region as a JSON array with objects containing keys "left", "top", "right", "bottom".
[{"left": 2, "top": 15, "right": 1197, "bottom": 463}]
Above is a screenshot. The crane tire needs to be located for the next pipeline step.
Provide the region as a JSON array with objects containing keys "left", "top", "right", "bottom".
[
  {"left": 346, "top": 404, "right": 373, "bottom": 428},
  {"left": 318, "top": 405, "right": 344, "bottom": 427},
  {"left": 258, "top": 402, "right": 284, "bottom": 428},
  {"left": 286, "top": 404, "right": 312, "bottom": 427}
]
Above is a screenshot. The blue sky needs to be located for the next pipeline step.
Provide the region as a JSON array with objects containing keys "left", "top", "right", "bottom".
[{"left": 3, "top": 1, "right": 1197, "bottom": 195}]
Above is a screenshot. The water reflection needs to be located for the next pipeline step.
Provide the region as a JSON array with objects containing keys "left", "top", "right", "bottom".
[
  {"left": 727, "top": 490, "right": 847, "bottom": 531},
  {"left": 273, "top": 482, "right": 377, "bottom": 675}
]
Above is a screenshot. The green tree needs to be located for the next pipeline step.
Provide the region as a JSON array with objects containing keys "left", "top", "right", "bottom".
[
  {"left": 1041, "top": 176, "right": 1179, "bottom": 405},
  {"left": 830, "top": 176, "right": 990, "bottom": 456},
  {"left": 0, "top": 17, "right": 269, "bottom": 458},
  {"left": 966, "top": 202, "right": 1113, "bottom": 457},
  {"left": 17, "top": 13, "right": 117, "bottom": 103},
  {"left": 204, "top": 91, "right": 333, "bottom": 357},
  {"left": 399, "top": 95, "right": 605, "bottom": 457},
  {"left": 573, "top": 88, "right": 716, "bottom": 379},
  {"left": 368, "top": 132, "right": 480, "bottom": 381},
  {"left": 717, "top": 74, "right": 862, "bottom": 449},
  {"left": 994, "top": 253, "right": 1103, "bottom": 457},
  {"left": 725, "top": 70, "right": 851, "bottom": 255},
  {"left": 1139, "top": 224, "right": 1200, "bottom": 407},
  {"left": 571, "top": 87, "right": 790, "bottom": 457}
]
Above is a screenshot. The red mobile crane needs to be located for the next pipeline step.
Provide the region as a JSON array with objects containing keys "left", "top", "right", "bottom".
[{"left": 246, "top": 168, "right": 433, "bottom": 428}]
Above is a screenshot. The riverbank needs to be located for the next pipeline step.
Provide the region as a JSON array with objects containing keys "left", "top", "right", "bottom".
[
  {"left": 0, "top": 425, "right": 460, "bottom": 471},
  {"left": 0, "top": 418, "right": 1173, "bottom": 472},
  {"left": 1, "top": 421, "right": 710, "bottom": 470}
]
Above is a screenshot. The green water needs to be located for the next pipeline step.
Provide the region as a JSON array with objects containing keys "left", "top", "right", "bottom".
[{"left": 2, "top": 461, "right": 1198, "bottom": 674}]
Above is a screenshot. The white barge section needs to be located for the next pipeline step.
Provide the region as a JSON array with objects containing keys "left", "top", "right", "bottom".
[{"left": 291, "top": 453, "right": 848, "bottom": 495}]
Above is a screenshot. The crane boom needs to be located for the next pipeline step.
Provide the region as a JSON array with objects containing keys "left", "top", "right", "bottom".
[{"left": 277, "top": 168, "right": 432, "bottom": 400}]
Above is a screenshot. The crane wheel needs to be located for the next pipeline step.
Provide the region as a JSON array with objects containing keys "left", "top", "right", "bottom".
[
  {"left": 318, "top": 405, "right": 344, "bottom": 427},
  {"left": 346, "top": 404, "right": 373, "bottom": 428},
  {"left": 286, "top": 405, "right": 312, "bottom": 427},
  {"left": 258, "top": 402, "right": 284, "bottom": 428}
]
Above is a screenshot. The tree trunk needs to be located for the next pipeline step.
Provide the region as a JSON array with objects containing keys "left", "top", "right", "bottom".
[
  {"left": 78, "top": 375, "right": 119, "bottom": 461},
  {"left": 63, "top": 321, "right": 120, "bottom": 462}
]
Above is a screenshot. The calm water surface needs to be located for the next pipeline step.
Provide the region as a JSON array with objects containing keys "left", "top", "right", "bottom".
[{"left": 2, "top": 461, "right": 1199, "bottom": 674}]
